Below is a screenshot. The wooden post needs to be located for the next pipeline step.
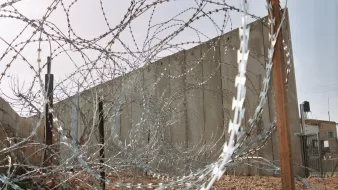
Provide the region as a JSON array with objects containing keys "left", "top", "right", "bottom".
[
  {"left": 98, "top": 98, "right": 105, "bottom": 189},
  {"left": 268, "top": 0, "right": 295, "bottom": 189}
]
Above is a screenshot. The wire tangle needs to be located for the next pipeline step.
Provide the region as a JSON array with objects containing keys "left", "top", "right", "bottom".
[{"left": 0, "top": 0, "right": 316, "bottom": 189}]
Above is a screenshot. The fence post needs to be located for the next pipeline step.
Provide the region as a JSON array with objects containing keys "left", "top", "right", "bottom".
[
  {"left": 98, "top": 98, "right": 105, "bottom": 189},
  {"left": 44, "top": 56, "right": 54, "bottom": 166},
  {"left": 268, "top": 1, "right": 295, "bottom": 189},
  {"left": 304, "top": 135, "right": 309, "bottom": 177},
  {"left": 300, "top": 135, "right": 309, "bottom": 177},
  {"left": 317, "top": 132, "right": 323, "bottom": 177}
]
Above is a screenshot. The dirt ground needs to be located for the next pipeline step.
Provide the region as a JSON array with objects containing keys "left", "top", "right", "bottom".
[
  {"left": 213, "top": 175, "right": 338, "bottom": 190},
  {"left": 39, "top": 173, "right": 338, "bottom": 189}
]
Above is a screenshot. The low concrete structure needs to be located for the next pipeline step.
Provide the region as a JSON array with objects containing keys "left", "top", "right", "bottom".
[
  {"left": 0, "top": 97, "right": 45, "bottom": 172},
  {"left": 304, "top": 119, "right": 338, "bottom": 157}
]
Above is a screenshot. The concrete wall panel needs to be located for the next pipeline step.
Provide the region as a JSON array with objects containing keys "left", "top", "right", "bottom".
[
  {"left": 153, "top": 57, "right": 173, "bottom": 170},
  {"left": 282, "top": 9, "right": 304, "bottom": 176},
  {"left": 247, "top": 20, "right": 274, "bottom": 176},
  {"left": 102, "top": 77, "right": 122, "bottom": 161},
  {"left": 220, "top": 29, "right": 252, "bottom": 175},
  {"left": 130, "top": 70, "right": 147, "bottom": 150},
  {"left": 185, "top": 45, "right": 205, "bottom": 166},
  {"left": 119, "top": 73, "right": 133, "bottom": 145},
  {"left": 169, "top": 52, "right": 188, "bottom": 151},
  {"left": 143, "top": 63, "right": 156, "bottom": 141},
  {"left": 201, "top": 38, "right": 224, "bottom": 162},
  {"left": 220, "top": 29, "right": 239, "bottom": 135},
  {"left": 155, "top": 57, "right": 171, "bottom": 139},
  {"left": 261, "top": 19, "right": 280, "bottom": 172},
  {"left": 77, "top": 90, "right": 100, "bottom": 162}
]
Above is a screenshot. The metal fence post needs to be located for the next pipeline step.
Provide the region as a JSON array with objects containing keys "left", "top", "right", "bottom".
[
  {"left": 44, "top": 56, "right": 54, "bottom": 166},
  {"left": 98, "top": 98, "right": 105, "bottom": 189},
  {"left": 299, "top": 134, "right": 309, "bottom": 177},
  {"left": 317, "top": 132, "right": 323, "bottom": 177}
]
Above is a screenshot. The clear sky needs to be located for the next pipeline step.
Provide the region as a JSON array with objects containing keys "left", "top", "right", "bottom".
[
  {"left": 286, "top": 0, "right": 338, "bottom": 123},
  {"left": 0, "top": 0, "right": 337, "bottom": 125}
]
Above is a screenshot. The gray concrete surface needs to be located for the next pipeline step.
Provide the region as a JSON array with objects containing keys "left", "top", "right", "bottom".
[{"left": 1, "top": 10, "right": 304, "bottom": 176}]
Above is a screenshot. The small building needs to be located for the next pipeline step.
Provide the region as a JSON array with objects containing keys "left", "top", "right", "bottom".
[{"left": 303, "top": 119, "right": 338, "bottom": 157}]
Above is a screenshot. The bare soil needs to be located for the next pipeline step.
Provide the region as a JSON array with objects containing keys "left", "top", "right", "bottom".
[
  {"left": 214, "top": 175, "right": 338, "bottom": 190},
  {"left": 38, "top": 173, "right": 338, "bottom": 189}
]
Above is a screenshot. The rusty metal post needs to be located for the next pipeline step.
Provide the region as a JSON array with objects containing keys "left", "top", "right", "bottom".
[
  {"left": 98, "top": 98, "right": 105, "bottom": 189},
  {"left": 44, "top": 56, "right": 54, "bottom": 166},
  {"left": 268, "top": 0, "right": 295, "bottom": 189},
  {"left": 317, "top": 132, "right": 323, "bottom": 178}
]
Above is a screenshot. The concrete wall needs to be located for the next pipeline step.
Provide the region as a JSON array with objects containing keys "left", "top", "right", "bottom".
[
  {"left": 319, "top": 122, "right": 337, "bottom": 142},
  {"left": 305, "top": 120, "right": 338, "bottom": 155},
  {"left": 282, "top": 9, "right": 305, "bottom": 177},
  {"left": 0, "top": 10, "right": 303, "bottom": 176},
  {"left": 303, "top": 119, "right": 338, "bottom": 174},
  {"left": 304, "top": 124, "right": 320, "bottom": 135},
  {"left": 0, "top": 97, "right": 18, "bottom": 172},
  {"left": 0, "top": 97, "right": 45, "bottom": 172}
]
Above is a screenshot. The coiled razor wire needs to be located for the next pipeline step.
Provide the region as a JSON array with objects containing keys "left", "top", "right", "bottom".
[{"left": 0, "top": 0, "right": 322, "bottom": 189}]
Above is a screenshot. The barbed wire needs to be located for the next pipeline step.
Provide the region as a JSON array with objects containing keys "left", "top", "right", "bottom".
[{"left": 0, "top": 0, "right": 320, "bottom": 189}]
